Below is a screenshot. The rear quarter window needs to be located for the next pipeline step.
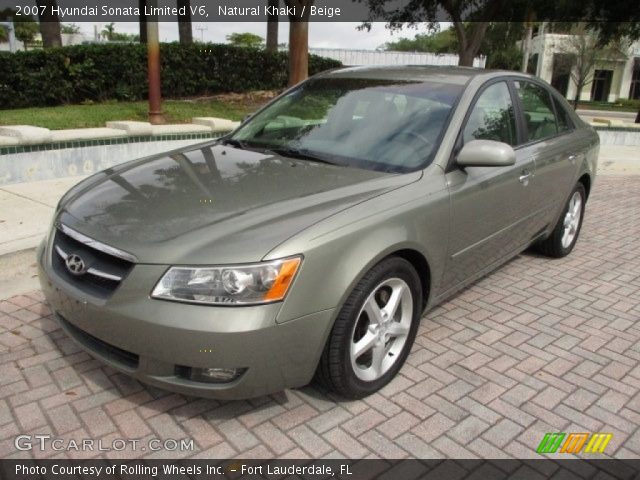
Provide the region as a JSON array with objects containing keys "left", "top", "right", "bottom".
[{"left": 553, "top": 97, "right": 574, "bottom": 133}]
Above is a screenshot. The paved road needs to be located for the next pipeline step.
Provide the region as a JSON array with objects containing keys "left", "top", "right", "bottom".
[{"left": 0, "top": 176, "right": 639, "bottom": 460}]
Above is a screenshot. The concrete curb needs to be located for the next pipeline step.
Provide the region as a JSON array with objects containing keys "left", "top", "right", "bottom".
[{"left": 0, "top": 118, "right": 240, "bottom": 148}]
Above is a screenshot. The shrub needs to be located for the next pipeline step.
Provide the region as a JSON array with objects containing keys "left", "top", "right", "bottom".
[
  {"left": 0, "top": 43, "right": 342, "bottom": 109},
  {"left": 616, "top": 98, "right": 640, "bottom": 110}
]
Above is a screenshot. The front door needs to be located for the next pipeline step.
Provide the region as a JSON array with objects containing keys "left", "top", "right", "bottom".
[{"left": 442, "top": 81, "right": 536, "bottom": 293}]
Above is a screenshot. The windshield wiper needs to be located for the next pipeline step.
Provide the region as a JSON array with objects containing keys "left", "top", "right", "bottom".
[
  {"left": 267, "top": 146, "right": 337, "bottom": 166},
  {"left": 221, "top": 138, "right": 249, "bottom": 150}
]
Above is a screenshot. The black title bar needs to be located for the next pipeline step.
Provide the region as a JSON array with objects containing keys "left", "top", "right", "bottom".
[
  {"left": 0, "top": 0, "right": 636, "bottom": 22},
  {"left": 2, "top": 459, "right": 640, "bottom": 480}
]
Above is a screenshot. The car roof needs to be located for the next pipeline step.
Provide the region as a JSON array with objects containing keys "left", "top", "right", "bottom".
[{"left": 320, "top": 65, "right": 536, "bottom": 86}]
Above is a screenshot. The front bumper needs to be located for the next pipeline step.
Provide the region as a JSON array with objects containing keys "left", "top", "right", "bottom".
[{"left": 37, "top": 240, "right": 334, "bottom": 399}]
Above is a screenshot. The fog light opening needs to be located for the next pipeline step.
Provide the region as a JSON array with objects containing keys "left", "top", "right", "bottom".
[{"left": 181, "top": 366, "right": 246, "bottom": 384}]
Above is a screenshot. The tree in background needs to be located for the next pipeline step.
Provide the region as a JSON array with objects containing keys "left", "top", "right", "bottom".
[
  {"left": 61, "top": 23, "right": 81, "bottom": 34},
  {"left": 101, "top": 23, "right": 139, "bottom": 42},
  {"left": 177, "top": 0, "right": 193, "bottom": 44},
  {"left": 266, "top": 0, "right": 279, "bottom": 53},
  {"left": 359, "top": 0, "right": 511, "bottom": 66},
  {"left": 37, "top": 0, "right": 62, "bottom": 48},
  {"left": 101, "top": 22, "right": 115, "bottom": 40},
  {"left": 0, "top": 7, "right": 13, "bottom": 42},
  {"left": 13, "top": 15, "right": 39, "bottom": 50},
  {"left": 480, "top": 22, "right": 524, "bottom": 70},
  {"left": 284, "top": 0, "right": 313, "bottom": 85},
  {"left": 559, "top": 23, "right": 630, "bottom": 108},
  {"left": 384, "top": 22, "right": 523, "bottom": 70},
  {"left": 226, "top": 32, "right": 264, "bottom": 48},
  {"left": 384, "top": 28, "right": 457, "bottom": 53},
  {"left": 588, "top": 21, "right": 640, "bottom": 122}
]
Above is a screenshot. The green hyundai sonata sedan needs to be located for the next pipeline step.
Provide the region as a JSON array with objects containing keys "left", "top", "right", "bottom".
[{"left": 38, "top": 66, "right": 599, "bottom": 399}]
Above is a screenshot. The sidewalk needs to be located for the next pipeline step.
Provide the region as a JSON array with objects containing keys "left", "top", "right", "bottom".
[
  {"left": 0, "top": 176, "right": 86, "bottom": 297},
  {"left": 1, "top": 146, "right": 639, "bottom": 299}
]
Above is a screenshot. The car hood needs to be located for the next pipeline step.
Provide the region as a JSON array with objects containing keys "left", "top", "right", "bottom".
[{"left": 58, "top": 143, "right": 421, "bottom": 264}]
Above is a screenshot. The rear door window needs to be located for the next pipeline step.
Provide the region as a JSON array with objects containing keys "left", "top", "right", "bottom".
[{"left": 515, "top": 81, "right": 559, "bottom": 142}]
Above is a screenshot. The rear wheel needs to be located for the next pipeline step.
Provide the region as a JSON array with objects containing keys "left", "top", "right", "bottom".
[
  {"left": 315, "top": 257, "right": 422, "bottom": 399},
  {"left": 536, "top": 183, "right": 586, "bottom": 258}
]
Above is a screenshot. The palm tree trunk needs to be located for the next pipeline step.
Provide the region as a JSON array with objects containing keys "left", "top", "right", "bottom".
[
  {"left": 38, "top": 0, "right": 62, "bottom": 48},
  {"left": 285, "top": 0, "right": 312, "bottom": 86},
  {"left": 288, "top": 21, "right": 308, "bottom": 85},
  {"left": 266, "top": 0, "right": 279, "bottom": 53},
  {"left": 139, "top": 0, "right": 148, "bottom": 43},
  {"left": 177, "top": 0, "right": 193, "bottom": 44}
]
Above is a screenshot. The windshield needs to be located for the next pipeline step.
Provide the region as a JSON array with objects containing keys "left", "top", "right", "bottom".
[{"left": 229, "top": 76, "right": 463, "bottom": 173}]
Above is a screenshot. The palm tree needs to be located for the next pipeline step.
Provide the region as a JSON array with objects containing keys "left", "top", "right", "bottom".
[
  {"left": 37, "top": 0, "right": 62, "bottom": 47},
  {"left": 284, "top": 0, "right": 313, "bottom": 85},
  {"left": 266, "top": 0, "right": 279, "bottom": 53},
  {"left": 177, "top": 0, "right": 193, "bottom": 44},
  {"left": 139, "top": 0, "right": 147, "bottom": 43},
  {"left": 101, "top": 22, "right": 115, "bottom": 41}
]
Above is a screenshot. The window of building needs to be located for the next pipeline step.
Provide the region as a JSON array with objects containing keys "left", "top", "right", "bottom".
[
  {"left": 551, "top": 53, "right": 574, "bottom": 97},
  {"left": 630, "top": 58, "right": 640, "bottom": 100},
  {"left": 591, "top": 69, "right": 613, "bottom": 102}
]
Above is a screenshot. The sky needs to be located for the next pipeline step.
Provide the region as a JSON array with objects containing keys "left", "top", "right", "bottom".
[{"left": 76, "top": 22, "right": 436, "bottom": 50}]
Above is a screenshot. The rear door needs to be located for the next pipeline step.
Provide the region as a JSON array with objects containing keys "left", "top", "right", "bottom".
[
  {"left": 512, "top": 80, "right": 581, "bottom": 235},
  {"left": 442, "top": 80, "right": 536, "bottom": 292}
]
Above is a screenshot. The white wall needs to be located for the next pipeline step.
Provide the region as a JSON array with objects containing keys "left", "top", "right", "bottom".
[{"left": 309, "top": 48, "right": 486, "bottom": 68}]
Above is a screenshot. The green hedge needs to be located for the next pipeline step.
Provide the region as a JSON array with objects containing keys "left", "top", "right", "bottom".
[{"left": 0, "top": 43, "right": 342, "bottom": 109}]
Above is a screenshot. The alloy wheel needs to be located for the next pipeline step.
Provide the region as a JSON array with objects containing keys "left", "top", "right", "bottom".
[
  {"left": 349, "top": 278, "right": 413, "bottom": 382},
  {"left": 561, "top": 191, "right": 583, "bottom": 249}
]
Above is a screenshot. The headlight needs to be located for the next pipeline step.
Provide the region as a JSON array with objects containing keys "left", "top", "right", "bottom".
[{"left": 151, "top": 256, "right": 302, "bottom": 305}]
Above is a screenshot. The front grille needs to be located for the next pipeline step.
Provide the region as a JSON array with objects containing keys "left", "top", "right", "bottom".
[
  {"left": 57, "top": 314, "right": 139, "bottom": 369},
  {"left": 51, "top": 228, "right": 134, "bottom": 299}
]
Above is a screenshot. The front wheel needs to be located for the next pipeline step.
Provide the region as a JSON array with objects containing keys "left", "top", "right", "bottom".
[
  {"left": 536, "top": 182, "right": 586, "bottom": 258},
  {"left": 315, "top": 257, "right": 422, "bottom": 399}
]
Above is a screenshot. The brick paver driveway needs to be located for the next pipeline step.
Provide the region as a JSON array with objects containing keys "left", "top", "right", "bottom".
[{"left": 1, "top": 175, "right": 639, "bottom": 460}]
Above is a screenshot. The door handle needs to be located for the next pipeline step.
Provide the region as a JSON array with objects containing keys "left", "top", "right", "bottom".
[
  {"left": 519, "top": 170, "right": 532, "bottom": 186},
  {"left": 568, "top": 154, "right": 577, "bottom": 165}
]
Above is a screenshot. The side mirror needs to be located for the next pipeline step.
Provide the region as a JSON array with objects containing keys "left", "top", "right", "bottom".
[{"left": 457, "top": 140, "right": 516, "bottom": 168}]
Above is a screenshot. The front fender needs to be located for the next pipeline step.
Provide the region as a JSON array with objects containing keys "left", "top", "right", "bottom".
[{"left": 268, "top": 170, "right": 450, "bottom": 325}]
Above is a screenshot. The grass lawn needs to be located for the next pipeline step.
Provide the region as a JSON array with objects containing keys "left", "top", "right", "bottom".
[
  {"left": 576, "top": 101, "right": 640, "bottom": 112},
  {"left": 0, "top": 98, "right": 260, "bottom": 130}
]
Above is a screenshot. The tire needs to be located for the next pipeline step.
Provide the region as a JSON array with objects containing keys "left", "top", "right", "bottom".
[
  {"left": 315, "top": 257, "right": 422, "bottom": 399},
  {"left": 536, "top": 182, "right": 586, "bottom": 258}
]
